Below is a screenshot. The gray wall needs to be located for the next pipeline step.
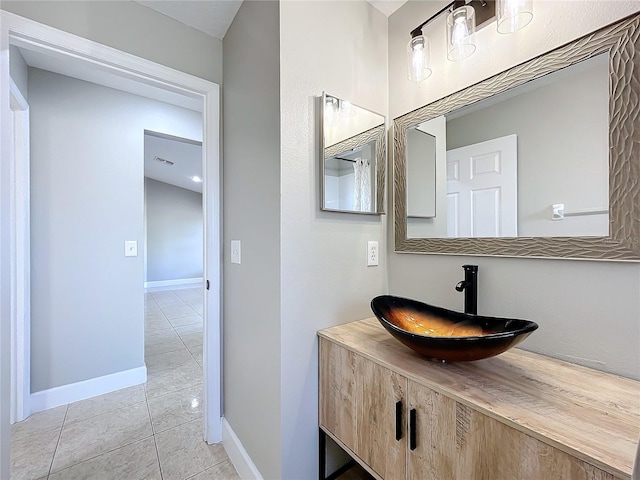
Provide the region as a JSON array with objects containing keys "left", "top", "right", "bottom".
[
  {"left": 446, "top": 56, "right": 608, "bottom": 237},
  {"left": 279, "top": 1, "right": 388, "bottom": 478},
  {"left": 29, "top": 68, "right": 202, "bottom": 392},
  {"left": 389, "top": 1, "right": 640, "bottom": 380},
  {"left": 144, "top": 178, "right": 203, "bottom": 282},
  {"left": 222, "top": 2, "right": 282, "bottom": 479},
  {"left": 0, "top": 0, "right": 222, "bottom": 85},
  {"left": 9, "top": 45, "right": 27, "bottom": 99}
]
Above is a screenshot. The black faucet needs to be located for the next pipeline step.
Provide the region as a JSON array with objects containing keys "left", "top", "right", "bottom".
[{"left": 455, "top": 265, "right": 478, "bottom": 315}]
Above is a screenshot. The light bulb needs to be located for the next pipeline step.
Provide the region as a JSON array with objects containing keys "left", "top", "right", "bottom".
[
  {"left": 324, "top": 96, "right": 338, "bottom": 116},
  {"left": 452, "top": 15, "right": 470, "bottom": 46},
  {"left": 406, "top": 34, "right": 432, "bottom": 82},
  {"left": 446, "top": 6, "right": 476, "bottom": 61},
  {"left": 497, "top": 0, "right": 533, "bottom": 34},
  {"left": 339, "top": 100, "right": 353, "bottom": 116}
]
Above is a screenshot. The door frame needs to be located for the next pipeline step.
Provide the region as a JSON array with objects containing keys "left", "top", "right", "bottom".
[
  {"left": 0, "top": 10, "right": 223, "bottom": 474},
  {"left": 8, "top": 77, "right": 30, "bottom": 425}
]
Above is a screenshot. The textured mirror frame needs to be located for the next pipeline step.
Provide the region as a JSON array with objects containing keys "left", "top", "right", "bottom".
[{"left": 394, "top": 13, "right": 640, "bottom": 261}]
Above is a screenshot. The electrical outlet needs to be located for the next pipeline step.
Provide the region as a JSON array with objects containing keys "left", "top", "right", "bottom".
[
  {"left": 367, "top": 241, "right": 379, "bottom": 267},
  {"left": 231, "top": 240, "right": 241, "bottom": 264}
]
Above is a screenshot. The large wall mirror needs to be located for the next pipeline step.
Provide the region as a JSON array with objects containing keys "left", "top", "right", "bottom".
[
  {"left": 394, "top": 14, "right": 639, "bottom": 261},
  {"left": 321, "top": 92, "right": 386, "bottom": 214}
]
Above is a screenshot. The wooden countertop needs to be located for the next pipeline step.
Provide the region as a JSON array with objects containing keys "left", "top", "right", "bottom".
[{"left": 318, "top": 317, "right": 640, "bottom": 479}]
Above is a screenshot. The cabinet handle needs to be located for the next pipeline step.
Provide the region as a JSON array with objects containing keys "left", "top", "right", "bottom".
[
  {"left": 395, "top": 400, "right": 403, "bottom": 441},
  {"left": 409, "top": 408, "right": 417, "bottom": 451}
]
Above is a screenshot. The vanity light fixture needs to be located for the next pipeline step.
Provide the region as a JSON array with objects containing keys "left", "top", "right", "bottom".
[
  {"left": 324, "top": 94, "right": 355, "bottom": 117},
  {"left": 407, "top": 0, "right": 533, "bottom": 81},
  {"left": 191, "top": 176, "right": 203, "bottom": 183}
]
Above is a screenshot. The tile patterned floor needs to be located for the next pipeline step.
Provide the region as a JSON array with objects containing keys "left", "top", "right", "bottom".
[{"left": 10, "top": 286, "right": 239, "bottom": 480}]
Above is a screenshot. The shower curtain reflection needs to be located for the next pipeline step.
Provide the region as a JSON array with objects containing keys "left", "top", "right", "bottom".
[{"left": 353, "top": 158, "right": 371, "bottom": 212}]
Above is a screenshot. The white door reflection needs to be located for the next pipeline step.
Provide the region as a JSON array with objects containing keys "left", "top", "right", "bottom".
[{"left": 446, "top": 135, "right": 518, "bottom": 237}]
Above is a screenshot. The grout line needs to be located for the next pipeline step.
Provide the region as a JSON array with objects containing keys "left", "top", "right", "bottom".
[
  {"left": 47, "top": 404, "right": 69, "bottom": 477},
  {"left": 144, "top": 379, "right": 164, "bottom": 479},
  {"left": 182, "top": 463, "right": 220, "bottom": 480},
  {"left": 48, "top": 434, "right": 156, "bottom": 477}
]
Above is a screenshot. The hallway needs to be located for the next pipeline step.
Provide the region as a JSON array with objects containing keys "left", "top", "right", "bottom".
[{"left": 10, "top": 285, "right": 237, "bottom": 480}]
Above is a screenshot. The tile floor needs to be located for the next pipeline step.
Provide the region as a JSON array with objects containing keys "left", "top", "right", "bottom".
[{"left": 10, "top": 285, "right": 239, "bottom": 480}]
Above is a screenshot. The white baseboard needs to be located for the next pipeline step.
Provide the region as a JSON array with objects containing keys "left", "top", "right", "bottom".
[
  {"left": 144, "top": 277, "right": 203, "bottom": 288},
  {"left": 222, "top": 418, "right": 263, "bottom": 480},
  {"left": 30, "top": 366, "right": 147, "bottom": 413}
]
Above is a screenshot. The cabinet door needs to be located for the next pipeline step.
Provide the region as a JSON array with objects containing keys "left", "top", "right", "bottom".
[
  {"left": 451, "top": 404, "right": 619, "bottom": 480},
  {"left": 356, "top": 355, "right": 407, "bottom": 480},
  {"left": 407, "top": 380, "right": 618, "bottom": 480},
  {"left": 407, "top": 381, "right": 457, "bottom": 480},
  {"left": 319, "top": 338, "right": 358, "bottom": 453}
]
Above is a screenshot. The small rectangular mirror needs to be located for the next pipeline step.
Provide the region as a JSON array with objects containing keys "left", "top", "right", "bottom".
[{"left": 321, "top": 92, "right": 386, "bottom": 214}]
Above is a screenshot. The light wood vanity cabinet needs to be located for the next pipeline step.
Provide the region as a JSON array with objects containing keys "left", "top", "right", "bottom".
[{"left": 319, "top": 318, "right": 640, "bottom": 480}]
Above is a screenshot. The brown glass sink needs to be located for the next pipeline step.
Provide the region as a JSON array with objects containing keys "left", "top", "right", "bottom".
[{"left": 371, "top": 295, "right": 538, "bottom": 362}]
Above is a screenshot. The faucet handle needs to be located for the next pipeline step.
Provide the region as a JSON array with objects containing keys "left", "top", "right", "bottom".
[{"left": 455, "top": 281, "right": 467, "bottom": 292}]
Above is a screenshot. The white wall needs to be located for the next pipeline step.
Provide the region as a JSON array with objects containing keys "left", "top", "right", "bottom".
[
  {"left": 144, "top": 178, "right": 203, "bottom": 282},
  {"left": 222, "top": 2, "right": 282, "bottom": 478},
  {"left": 280, "top": 1, "right": 388, "bottom": 478},
  {"left": 389, "top": 2, "right": 640, "bottom": 380},
  {"left": 0, "top": 0, "right": 222, "bottom": 85},
  {"left": 29, "top": 68, "right": 202, "bottom": 392}
]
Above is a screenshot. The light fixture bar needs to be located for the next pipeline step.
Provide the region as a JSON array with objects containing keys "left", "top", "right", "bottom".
[
  {"left": 410, "top": 0, "right": 458, "bottom": 38},
  {"left": 410, "top": 1, "right": 495, "bottom": 38},
  {"left": 407, "top": 0, "right": 500, "bottom": 82}
]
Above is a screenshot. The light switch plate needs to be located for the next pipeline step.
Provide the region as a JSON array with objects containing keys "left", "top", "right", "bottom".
[
  {"left": 125, "top": 240, "right": 138, "bottom": 257},
  {"left": 231, "top": 240, "right": 241, "bottom": 264}
]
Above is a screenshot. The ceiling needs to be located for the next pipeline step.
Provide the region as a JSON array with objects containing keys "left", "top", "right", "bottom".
[
  {"left": 144, "top": 133, "right": 203, "bottom": 193},
  {"left": 133, "top": 0, "right": 243, "bottom": 39},
  {"left": 367, "top": 0, "right": 408, "bottom": 17},
  {"left": 133, "top": 0, "right": 407, "bottom": 39}
]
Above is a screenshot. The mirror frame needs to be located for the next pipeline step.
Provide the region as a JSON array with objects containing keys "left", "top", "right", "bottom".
[
  {"left": 321, "top": 92, "right": 386, "bottom": 215},
  {"left": 393, "top": 13, "right": 640, "bottom": 261}
]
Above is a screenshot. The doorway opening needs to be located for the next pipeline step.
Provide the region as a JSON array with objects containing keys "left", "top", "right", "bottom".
[
  {"left": 1, "top": 13, "right": 222, "bottom": 476},
  {"left": 143, "top": 130, "right": 206, "bottom": 396}
]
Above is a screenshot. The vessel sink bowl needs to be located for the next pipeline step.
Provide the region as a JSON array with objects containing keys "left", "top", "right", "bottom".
[{"left": 371, "top": 295, "right": 538, "bottom": 362}]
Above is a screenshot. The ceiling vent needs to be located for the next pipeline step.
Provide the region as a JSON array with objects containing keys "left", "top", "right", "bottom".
[{"left": 153, "top": 156, "right": 174, "bottom": 166}]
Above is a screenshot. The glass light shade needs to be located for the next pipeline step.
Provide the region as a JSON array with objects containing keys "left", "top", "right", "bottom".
[
  {"left": 324, "top": 95, "right": 338, "bottom": 116},
  {"left": 407, "top": 35, "right": 432, "bottom": 82},
  {"left": 497, "top": 0, "right": 533, "bottom": 33},
  {"left": 338, "top": 100, "right": 356, "bottom": 117},
  {"left": 446, "top": 5, "right": 476, "bottom": 61}
]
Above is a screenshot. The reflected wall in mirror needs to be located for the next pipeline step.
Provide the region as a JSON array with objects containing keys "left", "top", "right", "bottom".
[
  {"left": 407, "top": 54, "right": 608, "bottom": 239},
  {"left": 394, "top": 14, "right": 640, "bottom": 260},
  {"left": 406, "top": 127, "right": 437, "bottom": 219},
  {"left": 321, "top": 92, "right": 386, "bottom": 214}
]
